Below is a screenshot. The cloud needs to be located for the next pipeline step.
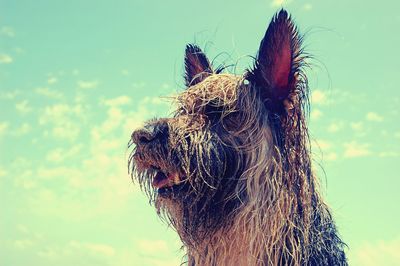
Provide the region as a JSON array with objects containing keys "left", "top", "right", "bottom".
[
  {"left": 35, "top": 87, "right": 63, "bottom": 99},
  {"left": 13, "top": 123, "right": 32, "bottom": 136},
  {"left": 102, "top": 96, "right": 132, "bottom": 107},
  {"left": 1, "top": 26, "right": 15, "bottom": 37},
  {"left": 121, "top": 69, "right": 130, "bottom": 76},
  {"left": 350, "top": 122, "right": 364, "bottom": 132},
  {"left": 39, "top": 103, "right": 86, "bottom": 140},
  {"left": 16, "top": 100, "right": 33, "bottom": 114},
  {"left": 46, "top": 144, "right": 83, "bottom": 163},
  {"left": 314, "top": 139, "right": 332, "bottom": 151},
  {"left": 0, "top": 53, "right": 13, "bottom": 64},
  {"left": 36, "top": 241, "right": 115, "bottom": 264},
  {"left": 47, "top": 77, "right": 58, "bottom": 85},
  {"left": 14, "top": 239, "right": 33, "bottom": 249},
  {"left": 311, "top": 90, "right": 327, "bottom": 105},
  {"left": 350, "top": 237, "right": 400, "bottom": 266},
  {"left": 0, "top": 121, "right": 9, "bottom": 135},
  {"left": 303, "top": 3, "right": 313, "bottom": 11},
  {"left": 68, "top": 241, "right": 115, "bottom": 257},
  {"left": 366, "top": 112, "right": 383, "bottom": 122},
  {"left": 270, "top": 0, "right": 292, "bottom": 7},
  {"left": 343, "top": 141, "right": 371, "bottom": 158},
  {"left": 327, "top": 121, "right": 344, "bottom": 133},
  {"left": 0, "top": 166, "right": 7, "bottom": 177},
  {"left": 77, "top": 80, "right": 98, "bottom": 89},
  {"left": 132, "top": 82, "right": 146, "bottom": 89},
  {"left": 378, "top": 151, "right": 399, "bottom": 158},
  {"left": 311, "top": 109, "right": 323, "bottom": 120},
  {"left": 0, "top": 90, "right": 20, "bottom": 100}
]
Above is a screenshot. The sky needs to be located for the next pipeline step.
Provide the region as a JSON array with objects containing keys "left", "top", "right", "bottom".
[{"left": 1, "top": 0, "right": 400, "bottom": 265}]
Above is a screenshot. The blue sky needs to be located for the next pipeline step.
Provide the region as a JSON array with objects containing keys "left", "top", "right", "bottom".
[{"left": 1, "top": 0, "right": 400, "bottom": 265}]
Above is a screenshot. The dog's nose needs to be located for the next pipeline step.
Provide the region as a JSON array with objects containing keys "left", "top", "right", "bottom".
[{"left": 131, "top": 122, "right": 168, "bottom": 145}]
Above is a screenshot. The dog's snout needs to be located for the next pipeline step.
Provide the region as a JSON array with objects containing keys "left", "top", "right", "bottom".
[{"left": 131, "top": 122, "right": 168, "bottom": 145}]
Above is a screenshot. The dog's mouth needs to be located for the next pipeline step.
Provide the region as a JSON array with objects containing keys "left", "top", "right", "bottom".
[
  {"left": 152, "top": 169, "right": 180, "bottom": 189},
  {"left": 147, "top": 166, "right": 185, "bottom": 197}
]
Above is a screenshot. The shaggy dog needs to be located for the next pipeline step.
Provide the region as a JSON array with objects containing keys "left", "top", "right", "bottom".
[{"left": 129, "top": 9, "right": 347, "bottom": 265}]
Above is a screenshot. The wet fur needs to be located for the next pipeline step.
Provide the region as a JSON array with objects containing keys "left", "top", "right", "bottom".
[{"left": 129, "top": 10, "right": 347, "bottom": 265}]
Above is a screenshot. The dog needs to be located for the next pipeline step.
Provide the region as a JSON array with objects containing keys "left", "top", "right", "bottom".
[{"left": 129, "top": 9, "right": 347, "bottom": 265}]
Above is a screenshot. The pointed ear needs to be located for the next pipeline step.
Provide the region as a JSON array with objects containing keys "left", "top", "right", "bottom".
[
  {"left": 247, "top": 9, "right": 306, "bottom": 114},
  {"left": 184, "top": 44, "right": 213, "bottom": 87}
]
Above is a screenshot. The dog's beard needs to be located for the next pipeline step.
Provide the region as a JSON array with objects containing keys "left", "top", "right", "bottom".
[{"left": 130, "top": 129, "right": 244, "bottom": 246}]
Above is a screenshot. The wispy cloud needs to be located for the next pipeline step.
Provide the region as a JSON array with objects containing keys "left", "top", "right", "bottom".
[
  {"left": 0, "top": 121, "right": 9, "bottom": 135},
  {"left": 46, "top": 144, "right": 83, "bottom": 163},
  {"left": 0, "top": 53, "right": 13, "bottom": 64},
  {"left": 16, "top": 100, "right": 33, "bottom": 114},
  {"left": 39, "top": 103, "right": 86, "bottom": 140},
  {"left": 350, "top": 122, "right": 364, "bottom": 132},
  {"left": 327, "top": 121, "right": 344, "bottom": 133},
  {"left": 311, "top": 109, "right": 323, "bottom": 120},
  {"left": 102, "top": 95, "right": 132, "bottom": 107},
  {"left": 47, "top": 77, "right": 58, "bottom": 85},
  {"left": 1, "top": 26, "right": 15, "bottom": 37},
  {"left": 366, "top": 112, "right": 383, "bottom": 122},
  {"left": 35, "top": 87, "right": 63, "bottom": 99},
  {"left": 303, "top": 3, "right": 313, "bottom": 11},
  {"left": 311, "top": 90, "right": 327, "bottom": 105},
  {"left": 13, "top": 123, "right": 32, "bottom": 136},
  {"left": 351, "top": 236, "right": 400, "bottom": 266},
  {"left": 270, "top": 0, "right": 292, "bottom": 8},
  {"left": 344, "top": 141, "right": 371, "bottom": 158},
  {"left": 77, "top": 80, "right": 98, "bottom": 89}
]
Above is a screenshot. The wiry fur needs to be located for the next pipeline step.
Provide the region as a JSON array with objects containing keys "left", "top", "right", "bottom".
[{"left": 129, "top": 9, "right": 347, "bottom": 265}]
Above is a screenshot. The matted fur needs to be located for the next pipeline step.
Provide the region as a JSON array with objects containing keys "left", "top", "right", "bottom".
[{"left": 129, "top": 9, "right": 347, "bottom": 266}]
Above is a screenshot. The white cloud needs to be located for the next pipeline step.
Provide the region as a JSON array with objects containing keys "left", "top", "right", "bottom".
[
  {"left": 0, "top": 121, "right": 9, "bottom": 135},
  {"left": 102, "top": 96, "right": 132, "bottom": 107},
  {"left": 137, "top": 239, "right": 169, "bottom": 254},
  {"left": 350, "top": 122, "right": 364, "bottom": 132},
  {"left": 0, "top": 166, "right": 7, "bottom": 177},
  {"left": 311, "top": 90, "right": 327, "bottom": 105},
  {"left": 132, "top": 82, "right": 146, "bottom": 89},
  {"left": 16, "top": 100, "right": 33, "bottom": 114},
  {"left": 39, "top": 103, "right": 86, "bottom": 141},
  {"left": 350, "top": 237, "right": 400, "bottom": 266},
  {"left": 314, "top": 139, "right": 332, "bottom": 151},
  {"left": 121, "top": 69, "right": 130, "bottom": 76},
  {"left": 14, "top": 239, "right": 33, "bottom": 249},
  {"left": 303, "top": 3, "right": 313, "bottom": 11},
  {"left": 35, "top": 87, "right": 63, "bottom": 99},
  {"left": 311, "top": 109, "right": 323, "bottom": 120},
  {"left": 271, "top": 0, "right": 292, "bottom": 7},
  {"left": 47, "top": 77, "right": 58, "bottom": 85},
  {"left": 324, "top": 152, "right": 337, "bottom": 161},
  {"left": 378, "top": 151, "right": 399, "bottom": 158},
  {"left": 0, "top": 53, "right": 13, "bottom": 64},
  {"left": 366, "top": 112, "right": 383, "bottom": 122},
  {"left": 77, "top": 80, "right": 98, "bottom": 89},
  {"left": 69, "top": 241, "right": 116, "bottom": 257},
  {"left": 46, "top": 144, "right": 83, "bottom": 163},
  {"left": 327, "top": 121, "right": 344, "bottom": 133},
  {"left": 1, "top": 26, "right": 15, "bottom": 37},
  {"left": 0, "top": 90, "right": 20, "bottom": 100},
  {"left": 13, "top": 123, "right": 31, "bottom": 136},
  {"left": 344, "top": 141, "right": 371, "bottom": 158}
]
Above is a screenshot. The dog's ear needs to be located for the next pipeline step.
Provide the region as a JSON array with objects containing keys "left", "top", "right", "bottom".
[
  {"left": 184, "top": 44, "right": 213, "bottom": 87},
  {"left": 247, "top": 9, "right": 306, "bottom": 114}
]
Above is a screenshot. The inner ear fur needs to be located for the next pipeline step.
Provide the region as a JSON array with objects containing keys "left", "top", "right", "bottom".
[
  {"left": 247, "top": 9, "right": 307, "bottom": 115},
  {"left": 184, "top": 44, "right": 214, "bottom": 87}
]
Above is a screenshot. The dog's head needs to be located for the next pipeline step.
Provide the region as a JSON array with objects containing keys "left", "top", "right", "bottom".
[{"left": 129, "top": 10, "right": 308, "bottom": 244}]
